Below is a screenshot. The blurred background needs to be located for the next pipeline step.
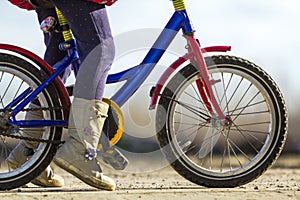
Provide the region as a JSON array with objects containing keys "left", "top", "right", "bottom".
[{"left": 0, "top": 0, "right": 300, "bottom": 170}]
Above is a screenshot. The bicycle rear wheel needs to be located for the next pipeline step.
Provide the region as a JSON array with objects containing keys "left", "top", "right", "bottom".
[
  {"left": 156, "top": 55, "right": 287, "bottom": 187},
  {"left": 0, "top": 53, "right": 63, "bottom": 190}
]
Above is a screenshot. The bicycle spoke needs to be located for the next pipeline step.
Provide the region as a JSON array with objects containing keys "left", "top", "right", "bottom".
[
  {"left": 221, "top": 129, "right": 232, "bottom": 171},
  {"left": 189, "top": 81, "right": 208, "bottom": 112},
  {"left": 231, "top": 91, "right": 261, "bottom": 121},
  {"left": 183, "top": 90, "right": 209, "bottom": 115},
  {"left": 0, "top": 95, "right": 4, "bottom": 109},
  {"left": 229, "top": 82, "right": 252, "bottom": 116},
  {"left": 220, "top": 72, "right": 231, "bottom": 114},
  {"left": 174, "top": 109, "right": 208, "bottom": 125},
  {"left": 226, "top": 140, "right": 246, "bottom": 169},
  {"left": 195, "top": 128, "right": 222, "bottom": 159},
  {"left": 165, "top": 95, "right": 210, "bottom": 120},
  {"left": 229, "top": 128, "right": 269, "bottom": 135},
  {"left": 226, "top": 77, "right": 243, "bottom": 109},
  {"left": 229, "top": 100, "right": 267, "bottom": 114},
  {"left": 12, "top": 80, "right": 25, "bottom": 100},
  {"left": 175, "top": 122, "right": 210, "bottom": 137},
  {"left": 235, "top": 126, "right": 269, "bottom": 144},
  {"left": 232, "top": 122, "right": 266, "bottom": 152},
  {"left": 235, "top": 121, "right": 270, "bottom": 127},
  {"left": 0, "top": 71, "right": 4, "bottom": 82},
  {"left": 230, "top": 110, "right": 269, "bottom": 117},
  {"left": 1, "top": 75, "right": 15, "bottom": 102},
  {"left": 218, "top": 73, "right": 233, "bottom": 111}
]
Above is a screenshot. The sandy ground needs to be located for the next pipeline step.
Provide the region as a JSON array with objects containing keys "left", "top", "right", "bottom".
[{"left": 0, "top": 155, "right": 300, "bottom": 200}]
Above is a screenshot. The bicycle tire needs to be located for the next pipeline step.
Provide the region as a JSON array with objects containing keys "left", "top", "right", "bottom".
[
  {"left": 156, "top": 55, "right": 288, "bottom": 187},
  {"left": 0, "top": 53, "right": 63, "bottom": 190}
]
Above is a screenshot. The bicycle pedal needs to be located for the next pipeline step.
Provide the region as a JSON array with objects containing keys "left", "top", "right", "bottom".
[{"left": 100, "top": 147, "right": 129, "bottom": 170}]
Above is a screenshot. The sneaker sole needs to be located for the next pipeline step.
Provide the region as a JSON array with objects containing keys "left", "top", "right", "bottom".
[{"left": 54, "top": 158, "right": 115, "bottom": 191}]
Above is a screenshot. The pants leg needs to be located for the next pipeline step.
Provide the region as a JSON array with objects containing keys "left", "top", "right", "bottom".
[
  {"left": 50, "top": 2, "right": 116, "bottom": 190},
  {"left": 51, "top": 0, "right": 115, "bottom": 100}
]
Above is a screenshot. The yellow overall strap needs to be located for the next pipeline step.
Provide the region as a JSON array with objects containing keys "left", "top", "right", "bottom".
[{"left": 55, "top": 7, "right": 73, "bottom": 41}]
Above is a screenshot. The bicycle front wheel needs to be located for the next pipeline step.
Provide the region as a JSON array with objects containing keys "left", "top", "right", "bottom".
[
  {"left": 156, "top": 55, "right": 288, "bottom": 187},
  {"left": 0, "top": 53, "right": 63, "bottom": 190}
]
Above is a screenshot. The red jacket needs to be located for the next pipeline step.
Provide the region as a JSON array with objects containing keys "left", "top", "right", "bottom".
[
  {"left": 8, "top": 0, "right": 35, "bottom": 10},
  {"left": 8, "top": 0, "right": 117, "bottom": 10},
  {"left": 86, "top": 0, "right": 117, "bottom": 6}
]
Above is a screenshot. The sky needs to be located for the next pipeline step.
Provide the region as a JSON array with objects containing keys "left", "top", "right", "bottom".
[{"left": 1, "top": 0, "right": 300, "bottom": 138}]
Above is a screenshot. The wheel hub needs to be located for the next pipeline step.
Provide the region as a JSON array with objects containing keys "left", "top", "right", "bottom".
[{"left": 209, "top": 115, "right": 232, "bottom": 130}]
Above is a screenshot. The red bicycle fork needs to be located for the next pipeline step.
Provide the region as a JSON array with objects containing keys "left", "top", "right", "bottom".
[
  {"left": 149, "top": 36, "right": 231, "bottom": 124},
  {"left": 186, "top": 36, "right": 226, "bottom": 120},
  {"left": 186, "top": 35, "right": 229, "bottom": 123}
]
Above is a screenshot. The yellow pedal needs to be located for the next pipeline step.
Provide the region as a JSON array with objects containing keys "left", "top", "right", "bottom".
[{"left": 98, "top": 98, "right": 124, "bottom": 149}]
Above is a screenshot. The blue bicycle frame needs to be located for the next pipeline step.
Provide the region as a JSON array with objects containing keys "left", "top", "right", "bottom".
[{"left": 7, "top": 3, "right": 230, "bottom": 128}]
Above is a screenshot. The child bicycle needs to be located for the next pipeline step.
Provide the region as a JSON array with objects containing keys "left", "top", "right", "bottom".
[{"left": 0, "top": 0, "right": 287, "bottom": 190}]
